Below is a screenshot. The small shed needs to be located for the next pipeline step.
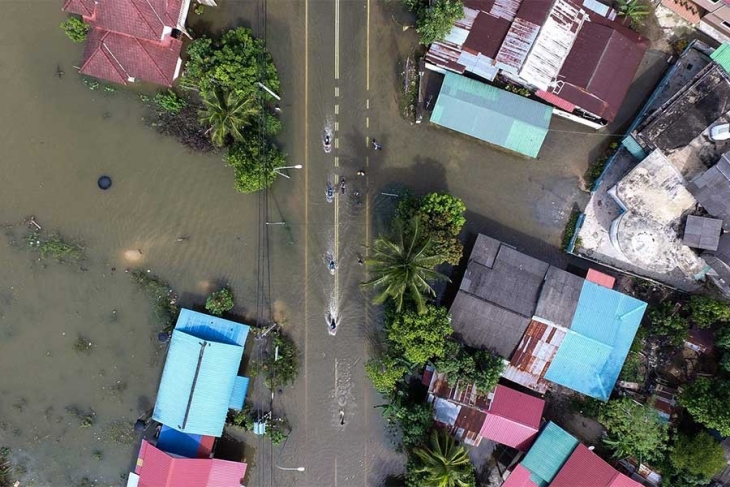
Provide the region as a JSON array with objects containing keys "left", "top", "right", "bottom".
[
  {"left": 430, "top": 72, "right": 553, "bottom": 158},
  {"left": 683, "top": 215, "right": 722, "bottom": 251}
]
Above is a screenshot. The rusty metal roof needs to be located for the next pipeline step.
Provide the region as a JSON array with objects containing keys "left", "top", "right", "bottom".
[
  {"left": 428, "top": 371, "right": 490, "bottom": 410},
  {"left": 518, "top": 0, "right": 587, "bottom": 91},
  {"left": 494, "top": 17, "right": 541, "bottom": 73},
  {"left": 463, "top": 12, "right": 512, "bottom": 60},
  {"left": 502, "top": 320, "right": 566, "bottom": 394}
]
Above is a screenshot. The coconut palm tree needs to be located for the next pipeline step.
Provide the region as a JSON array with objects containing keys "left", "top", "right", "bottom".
[
  {"left": 198, "top": 88, "right": 259, "bottom": 147},
  {"left": 616, "top": 0, "right": 651, "bottom": 27},
  {"left": 413, "top": 430, "right": 474, "bottom": 487},
  {"left": 361, "top": 217, "right": 449, "bottom": 314}
]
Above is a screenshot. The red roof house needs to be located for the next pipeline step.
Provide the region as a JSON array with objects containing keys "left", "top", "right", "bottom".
[
  {"left": 550, "top": 444, "right": 642, "bottom": 487},
  {"left": 62, "top": 0, "right": 189, "bottom": 86},
  {"left": 129, "top": 440, "right": 246, "bottom": 487},
  {"left": 479, "top": 385, "right": 544, "bottom": 451}
]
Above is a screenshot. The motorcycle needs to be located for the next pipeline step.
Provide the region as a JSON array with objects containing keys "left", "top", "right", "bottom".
[
  {"left": 328, "top": 259, "right": 336, "bottom": 275},
  {"left": 327, "top": 312, "right": 338, "bottom": 336},
  {"left": 323, "top": 132, "right": 332, "bottom": 153},
  {"left": 326, "top": 181, "right": 334, "bottom": 203},
  {"left": 340, "top": 177, "right": 347, "bottom": 195}
]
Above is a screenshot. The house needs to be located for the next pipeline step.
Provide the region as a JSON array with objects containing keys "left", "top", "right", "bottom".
[
  {"left": 430, "top": 72, "right": 553, "bottom": 158},
  {"left": 502, "top": 422, "right": 641, "bottom": 487},
  {"left": 425, "top": 0, "right": 648, "bottom": 127},
  {"left": 480, "top": 385, "right": 544, "bottom": 451},
  {"left": 424, "top": 366, "right": 545, "bottom": 449},
  {"left": 666, "top": 0, "right": 730, "bottom": 45},
  {"left": 61, "top": 0, "right": 191, "bottom": 86},
  {"left": 573, "top": 41, "right": 730, "bottom": 296},
  {"left": 126, "top": 440, "right": 246, "bottom": 487},
  {"left": 451, "top": 234, "right": 646, "bottom": 400},
  {"left": 152, "top": 309, "right": 250, "bottom": 437}
]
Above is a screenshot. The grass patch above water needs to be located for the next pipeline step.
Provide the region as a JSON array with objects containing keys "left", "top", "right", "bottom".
[
  {"left": 0, "top": 447, "right": 14, "bottom": 487},
  {"left": 561, "top": 208, "right": 581, "bottom": 252},
  {"left": 130, "top": 270, "right": 179, "bottom": 331},
  {"left": 25, "top": 231, "right": 83, "bottom": 261},
  {"left": 263, "top": 330, "right": 299, "bottom": 389}
]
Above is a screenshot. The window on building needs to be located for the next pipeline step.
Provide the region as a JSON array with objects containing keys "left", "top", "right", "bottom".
[{"left": 723, "top": 20, "right": 730, "bottom": 29}]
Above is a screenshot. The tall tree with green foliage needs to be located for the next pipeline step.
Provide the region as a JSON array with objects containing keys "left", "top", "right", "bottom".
[
  {"left": 434, "top": 341, "right": 504, "bottom": 395},
  {"left": 688, "top": 295, "right": 730, "bottom": 327},
  {"left": 386, "top": 304, "right": 453, "bottom": 365},
  {"left": 365, "top": 356, "right": 409, "bottom": 395},
  {"left": 223, "top": 136, "right": 284, "bottom": 193},
  {"left": 668, "top": 432, "right": 727, "bottom": 486},
  {"left": 412, "top": 430, "right": 475, "bottom": 487},
  {"left": 205, "top": 288, "right": 234, "bottom": 315},
  {"left": 198, "top": 88, "right": 259, "bottom": 147},
  {"left": 60, "top": 17, "right": 90, "bottom": 43},
  {"left": 649, "top": 301, "right": 689, "bottom": 345},
  {"left": 416, "top": 0, "right": 464, "bottom": 45},
  {"left": 598, "top": 397, "right": 668, "bottom": 464},
  {"left": 414, "top": 193, "right": 466, "bottom": 265},
  {"left": 183, "top": 27, "right": 280, "bottom": 99},
  {"left": 616, "top": 0, "right": 651, "bottom": 27},
  {"left": 362, "top": 217, "right": 449, "bottom": 314},
  {"left": 679, "top": 377, "right": 730, "bottom": 436}
]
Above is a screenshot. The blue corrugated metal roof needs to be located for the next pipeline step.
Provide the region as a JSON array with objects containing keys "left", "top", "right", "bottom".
[
  {"left": 174, "top": 308, "right": 250, "bottom": 347},
  {"left": 545, "top": 281, "right": 647, "bottom": 400},
  {"left": 157, "top": 425, "right": 204, "bottom": 458},
  {"left": 711, "top": 43, "right": 730, "bottom": 74},
  {"left": 152, "top": 330, "right": 244, "bottom": 437},
  {"left": 521, "top": 422, "right": 579, "bottom": 487},
  {"left": 430, "top": 72, "right": 552, "bottom": 158},
  {"left": 621, "top": 136, "right": 647, "bottom": 161},
  {"left": 229, "top": 376, "right": 249, "bottom": 410}
]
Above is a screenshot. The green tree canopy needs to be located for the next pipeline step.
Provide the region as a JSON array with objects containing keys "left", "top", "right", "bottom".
[
  {"left": 434, "top": 341, "right": 504, "bottom": 395},
  {"left": 649, "top": 301, "right": 689, "bottom": 345},
  {"left": 669, "top": 432, "right": 727, "bottom": 485},
  {"left": 362, "top": 217, "right": 449, "bottom": 314},
  {"left": 223, "top": 136, "right": 284, "bottom": 193},
  {"left": 414, "top": 193, "right": 466, "bottom": 265},
  {"left": 60, "top": 17, "right": 90, "bottom": 43},
  {"left": 412, "top": 430, "right": 475, "bottom": 487},
  {"left": 598, "top": 397, "right": 668, "bottom": 463},
  {"left": 386, "top": 304, "right": 453, "bottom": 366},
  {"left": 183, "top": 27, "right": 280, "bottom": 99},
  {"left": 198, "top": 88, "right": 259, "bottom": 147},
  {"left": 415, "top": 0, "right": 465, "bottom": 46},
  {"left": 679, "top": 377, "right": 730, "bottom": 436},
  {"left": 616, "top": 0, "right": 651, "bottom": 27},
  {"left": 205, "top": 288, "right": 234, "bottom": 316},
  {"left": 688, "top": 295, "right": 730, "bottom": 328},
  {"left": 365, "top": 356, "right": 409, "bottom": 395}
]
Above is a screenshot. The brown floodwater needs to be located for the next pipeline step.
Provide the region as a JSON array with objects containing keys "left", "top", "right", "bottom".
[{"left": 0, "top": 0, "right": 667, "bottom": 485}]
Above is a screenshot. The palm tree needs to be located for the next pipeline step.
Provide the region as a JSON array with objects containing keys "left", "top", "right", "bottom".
[
  {"left": 413, "top": 430, "right": 474, "bottom": 487},
  {"left": 361, "top": 217, "right": 449, "bottom": 314},
  {"left": 198, "top": 88, "right": 259, "bottom": 147},
  {"left": 616, "top": 0, "right": 651, "bottom": 27}
]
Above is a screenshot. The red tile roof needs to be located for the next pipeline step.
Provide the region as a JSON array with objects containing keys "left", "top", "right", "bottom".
[
  {"left": 586, "top": 269, "right": 616, "bottom": 289},
  {"left": 479, "top": 385, "right": 544, "bottom": 450},
  {"left": 62, "top": 0, "right": 96, "bottom": 17},
  {"left": 91, "top": 0, "right": 184, "bottom": 41},
  {"left": 502, "top": 464, "right": 539, "bottom": 487},
  {"left": 661, "top": 0, "right": 702, "bottom": 24},
  {"left": 80, "top": 28, "right": 182, "bottom": 86},
  {"left": 554, "top": 21, "right": 647, "bottom": 121},
  {"left": 135, "top": 440, "right": 247, "bottom": 487},
  {"left": 536, "top": 90, "right": 575, "bottom": 112},
  {"left": 550, "top": 444, "right": 642, "bottom": 487}
]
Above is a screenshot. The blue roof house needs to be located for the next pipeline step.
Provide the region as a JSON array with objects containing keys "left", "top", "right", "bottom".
[
  {"left": 544, "top": 281, "right": 647, "bottom": 401},
  {"left": 152, "top": 309, "right": 250, "bottom": 437},
  {"left": 430, "top": 72, "right": 553, "bottom": 158}
]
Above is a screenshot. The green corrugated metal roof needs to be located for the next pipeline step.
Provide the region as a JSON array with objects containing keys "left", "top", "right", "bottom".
[
  {"left": 521, "top": 422, "right": 579, "bottom": 487},
  {"left": 712, "top": 43, "right": 730, "bottom": 74},
  {"left": 430, "top": 72, "right": 552, "bottom": 158},
  {"left": 621, "top": 136, "right": 647, "bottom": 161}
]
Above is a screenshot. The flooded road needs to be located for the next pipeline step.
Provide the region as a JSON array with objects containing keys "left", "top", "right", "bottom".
[{"left": 0, "top": 0, "right": 666, "bottom": 485}]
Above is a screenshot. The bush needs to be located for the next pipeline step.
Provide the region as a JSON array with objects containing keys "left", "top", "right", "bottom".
[
  {"left": 366, "top": 357, "right": 409, "bottom": 395},
  {"left": 434, "top": 341, "right": 504, "bottom": 395},
  {"left": 649, "top": 301, "right": 689, "bottom": 345},
  {"left": 224, "top": 137, "right": 284, "bottom": 193},
  {"left": 688, "top": 295, "right": 730, "bottom": 327},
  {"left": 154, "top": 90, "right": 187, "bottom": 114},
  {"left": 60, "top": 17, "right": 89, "bottom": 43},
  {"left": 205, "top": 288, "right": 234, "bottom": 315},
  {"left": 598, "top": 397, "right": 668, "bottom": 464},
  {"left": 386, "top": 304, "right": 452, "bottom": 366},
  {"left": 561, "top": 208, "right": 581, "bottom": 252},
  {"left": 263, "top": 330, "right": 299, "bottom": 389}
]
